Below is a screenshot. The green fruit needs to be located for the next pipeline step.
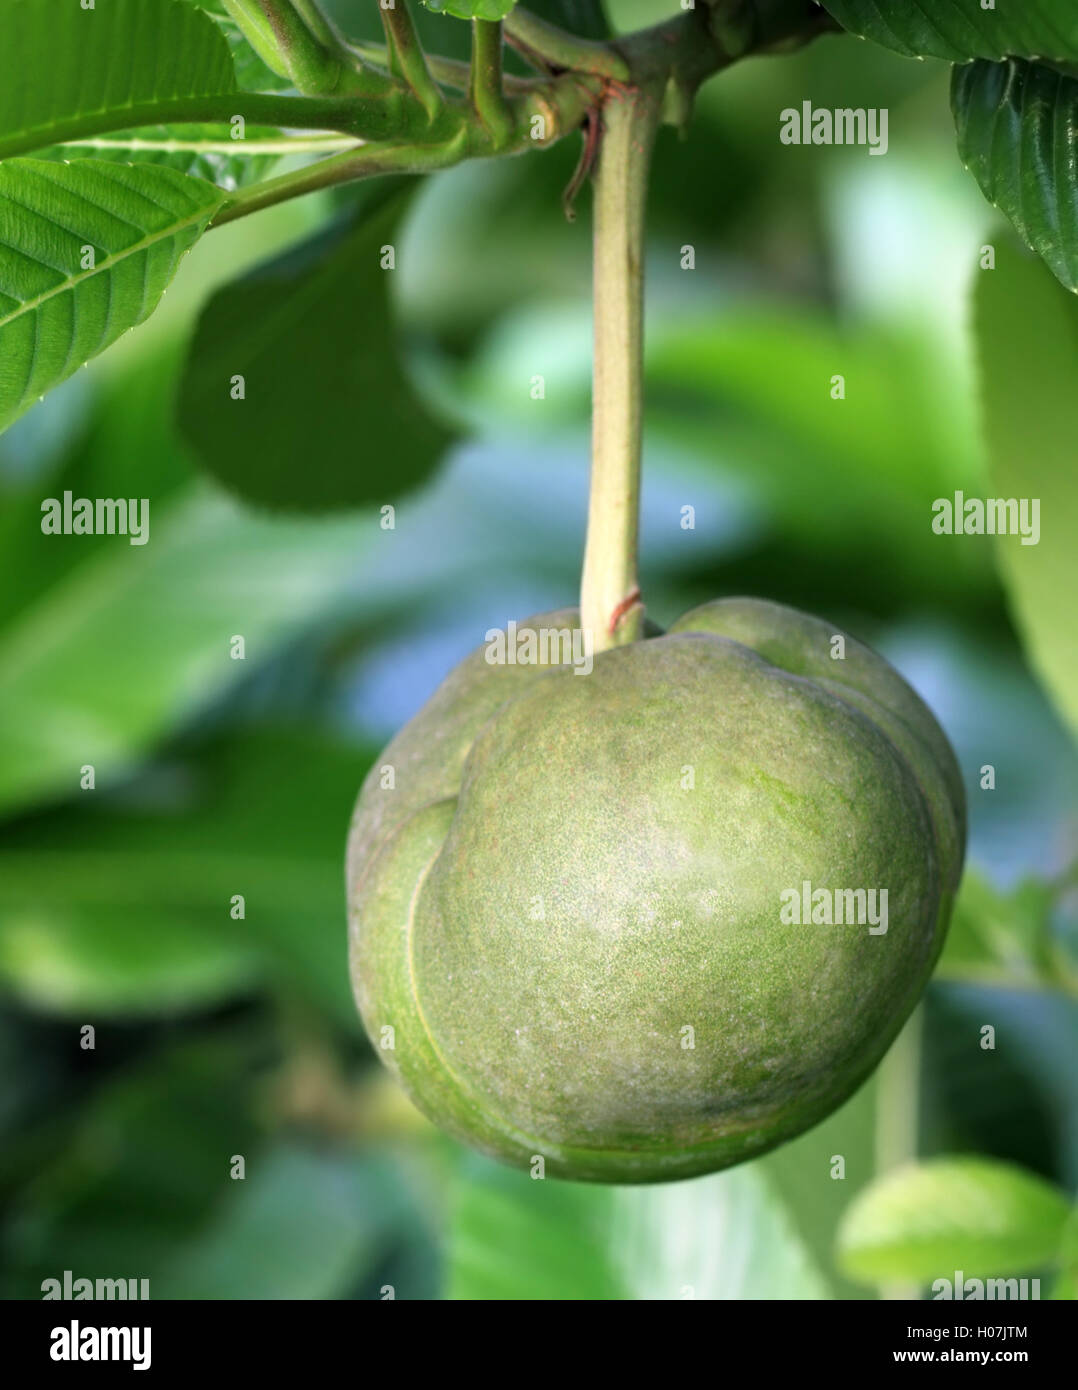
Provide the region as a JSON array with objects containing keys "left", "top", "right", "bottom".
[{"left": 347, "top": 598, "right": 965, "bottom": 1183}]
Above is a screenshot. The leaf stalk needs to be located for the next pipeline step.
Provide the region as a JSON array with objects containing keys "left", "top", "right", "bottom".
[
  {"left": 469, "top": 21, "right": 513, "bottom": 151},
  {"left": 380, "top": 0, "right": 444, "bottom": 121}
]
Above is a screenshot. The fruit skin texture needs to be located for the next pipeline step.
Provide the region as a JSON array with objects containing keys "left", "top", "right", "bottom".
[{"left": 347, "top": 598, "right": 965, "bottom": 1183}]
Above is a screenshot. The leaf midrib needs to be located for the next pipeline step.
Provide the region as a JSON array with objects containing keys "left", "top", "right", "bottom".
[
  {"left": 58, "top": 135, "right": 357, "bottom": 157},
  {"left": 0, "top": 188, "right": 221, "bottom": 333}
]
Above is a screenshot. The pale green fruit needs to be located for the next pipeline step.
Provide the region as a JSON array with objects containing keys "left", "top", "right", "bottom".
[{"left": 347, "top": 599, "right": 964, "bottom": 1182}]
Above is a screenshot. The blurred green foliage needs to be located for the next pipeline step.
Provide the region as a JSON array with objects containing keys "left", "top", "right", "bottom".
[
  {"left": 836, "top": 1157, "right": 1074, "bottom": 1288},
  {"left": 0, "top": 9, "right": 1075, "bottom": 1300},
  {"left": 178, "top": 186, "right": 458, "bottom": 512}
]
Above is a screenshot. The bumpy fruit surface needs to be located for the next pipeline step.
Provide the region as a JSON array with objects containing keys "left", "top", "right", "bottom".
[{"left": 347, "top": 598, "right": 965, "bottom": 1182}]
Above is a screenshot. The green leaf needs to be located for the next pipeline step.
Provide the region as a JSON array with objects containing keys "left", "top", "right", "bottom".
[
  {"left": 0, "top": 159, "right": 223, "bottom": 434},
  {"left": 0, "top": 0, "right": 236, "bottom": 159},
  {"left": 177, "top": 191, "right": 458, "bottom": 512},
  {"left": 0, "top": 1031, "right": 266, "bottom": 1288},
  {"left": 837, "top": 1158, "right": 1072, "bottom": 1285},
  {"left": 954, "top": 60, "right": 1078, "bottom": 292},
  {"left": 644, "top": 309, "right": 986, "bottom": 604},
  {"left": 2, "top": 1020, "right": 425, "bottom": 1297},
  {"left": 38, "top": 126, "right": 352, "bottom": 192},
  {"left": 760, "top": 1078, "right": 880, "bottom": 1299},
  {"left": 974, "top": 237, "right": 1078, "bottom": 735},
  {"left": 154, "top": 1146, "right": 411, "bottom": 1298},
  {"left": 0, "top": 1034, "right": 417, "bottom": 1300},
  {"left": 0, "top": 482, "right": 372, "bottom": 819},
  {"left": 1056, "top": 1209, "right": 1078, "bottom": 1297},
  {"left": 422, "top": 0, "right": 516, "bottom": 19},
  {"left": 0, "top": 728, "right": 371, "bottom": 1021},
  {"left": 521, "top": 0, "right": 608, "bottom": 39},
  {"left": 0, "top": 911, "right": 260, "bottom": 1017},
  {"left": 822, "top": 0, "right": 1078, "bottom": 62},
  {"left": 936, "top": 867, "right": 1077, "bottom": 995},
  {"left": 449, "top": 1156, "right": 829, "bottom": 1300},
  {"left": 919, "top": 988, "right": 1064, "bottom": 1182}
]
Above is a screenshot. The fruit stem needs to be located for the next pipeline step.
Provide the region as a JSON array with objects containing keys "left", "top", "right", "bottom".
[{"left": 580, "top": 83, "right": 660, "bottom": 651}]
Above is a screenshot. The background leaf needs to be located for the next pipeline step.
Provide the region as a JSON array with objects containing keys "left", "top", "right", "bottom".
[
  {"left": 0, "top": 1030, "right": 267, "bottom": 1289},
  {"left": 936, "top": 868, "right": 1077, "bottom": 996},
  {"left": 837, "top": 1157, "right": 1071, "bottom": 1285},
  {"left": 953, "top": 60, "right": 1078, "bottom": 292},
  {"left": 0, "top": 485, "right": 370, "bottom": 818},
  {"left": 0, "top": 728, "right": 371, "bottom": 1022},
  {"left": 449, "top": 1156, "right": 829, "bottom": 1300},
  {"left": 0, "top": 159, "right": 222, "bottom": 433},
  {"left": 519, "top": 0, "right": 608, "bottom": 38},
  {"left": 154, "top": 1145, "right": 411, "bottom": 1298},
  {"left": 974, "top": 238, "right": 1078, "bottom": 735},
  {"left": 177, "top": 191, "right": 459, "bottom": 512},
  {"left": 759, "top": 1079, "right": 879, "bottom": 1299},
  {"left": 643, "top": 308, "right": 984, "bottom": 607},
  {"left": 0, "top": 911, "right": 260, "bottom": 1018},
  {"left": 822, "top": 0, "right": 1078, "bottom": 63},
  {"left": 0, "top": 1030, "right": 433, "bottom": 1300},
  {"left": 1057, "top": 1209, "right": 1078, "bottom": 1296},
  {"left": 918, "top": 986, "right": 1068, "bottom": 1182},
  {"left": 0, "top": 0, "right": 236, "bottom": 159}
]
